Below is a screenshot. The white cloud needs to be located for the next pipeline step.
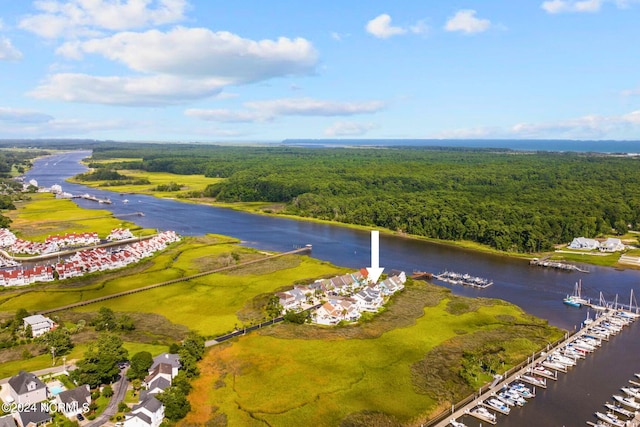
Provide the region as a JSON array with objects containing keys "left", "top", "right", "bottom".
[
  {"left": 0, "top": 37, "right": 23, "bottom": 60},
  {"left": 184, "top": 109, "right": 269, "bottom": 123},
  {"left": 245, "top": 98, "right": 385, "bottom": 116},
  {"left": 324, "top": 121, "right": 377, "bottom": 136},
  {"left": 186, "top": 98, "right": 385, "bottom": 123},
  {"left": 0, "top": 107, "right": 53, "bottom": 123},
  {"left": 57, "top": 27, "right": 318, "bottom": 83},
  {"left": 541, "top": 0, "right": 638, "bottom": 13},
  {"left": 29, "top": 73, "right": 224, "bottom": 106},
  {"left": 445, "top": 10, "right": 491, "bottom": 34},
  {"left": 19, "top": 0, "right": 188, "bottom": 38},
  {"left": 35, "top": 28, "right": 317, "bottom": 106},
  {"left": 366, "top": 14, "right": 407, "bottom": 38}
]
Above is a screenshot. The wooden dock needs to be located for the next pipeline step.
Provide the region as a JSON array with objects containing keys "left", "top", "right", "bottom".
[{"left": 428, "top": 309, "right": 637, "bottom": 427}]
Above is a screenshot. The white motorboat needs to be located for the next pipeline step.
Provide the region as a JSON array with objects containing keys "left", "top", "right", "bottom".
[
  {"left": 485, "top": 398, "right": 511, "bottom": 415},
  {"left": 595, "top": 411, "right": 626, "bottom": 427},
  {"left": 622, "top": 386, "right": 640, "bottom": 399},
  {"left": 498, "top": 390, "right": 526, "bottom": 406},
  {"left": 613, "top": 394, "right": 640, "bottom": 410},
  {"left": 604, "top": 402, "right": 634, "bottom": 417},
  {"left": 549, "top": 352, "right": 576, "bottom": 366},
  {"left": 449, "top": 419, "right": 467, "bottom": 427},
  {"left": 466, "top": 406, "right": 497, "bottom": 424},
  {"left": 510, "top": 382, "right": 535, "bottom": 398}
]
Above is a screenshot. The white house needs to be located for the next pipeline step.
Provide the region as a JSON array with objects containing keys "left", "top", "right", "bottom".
[
  {"left": 23, "top": 314, "right": 55, "bottom": 337},
  {"left": 600, "top": 237, "right": 625, "bottom": 252},
  {"left": 55, "top": 385, "right": 91, "bottom": 419},
  {"left": 568, "top": 237, "right": 600, "bottom": 250},
  {"left": 124, "top": 395, "right": 164, "bottom": 427},
  {"left": 7, "top": 371, "right": 48, "bottom": 405},
  {"left": 150, "top": 353, "right": 181, "bottom": 379}
]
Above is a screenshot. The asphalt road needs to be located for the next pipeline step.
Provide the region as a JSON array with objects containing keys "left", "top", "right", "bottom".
[{"left": 85, "top": 366, "right": 129, "bottom": 427}]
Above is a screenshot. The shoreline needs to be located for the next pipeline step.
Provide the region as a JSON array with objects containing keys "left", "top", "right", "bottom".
[{"left": 62, "top": 161, "right": 638, "bottom": 271}]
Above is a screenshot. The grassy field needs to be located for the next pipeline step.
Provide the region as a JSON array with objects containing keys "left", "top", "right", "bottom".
[
  {"left": 180, "top": 282, "right": 563, "bottom": 426},
  {"left": 69, "top": 168, "right": 221, "bottom": 199},
  {"left": 5, "top": 192, "right": 151, "bottom": 241}
]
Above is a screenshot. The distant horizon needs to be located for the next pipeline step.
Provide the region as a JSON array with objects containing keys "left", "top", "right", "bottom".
[{"left": 3, "top": 137, "right": 640, "bottom": 154}]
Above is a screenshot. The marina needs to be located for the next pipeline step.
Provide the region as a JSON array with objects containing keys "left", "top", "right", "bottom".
[
  {"left": 434, "top": 271, "right": 493, "bottom": 288},
  {"left": 432, "top": 309, "right": 639, "bottom": 427}
]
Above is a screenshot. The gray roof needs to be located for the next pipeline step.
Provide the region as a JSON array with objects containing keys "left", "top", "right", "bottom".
[
  {"left": 16, "top": 407, "right": 51, "bottom": 426},
  {"left": 148, "top": 377, "right": 171, "bottom": 393},
  {"left": 129, "top": 412, "right": 151, "bottom": 425},
  {"left": 0, "top": 415, "right": 16, "bottom": 427},
  {"left": 133, "top": 395, "right": 163, "bottom": 414},
  {"left": 150, "top": 353, "right": 180, "bottom": 371},
  {"left": 8, "top": 371, "right": 46, "bottom": 395},
  {"left": 22, "top": 315, "right": 52, "bottom": 327},
  {"left": 57, "top": 384, "right": 90, "bottom": 406}
]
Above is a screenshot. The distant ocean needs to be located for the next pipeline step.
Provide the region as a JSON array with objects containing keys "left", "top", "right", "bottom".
[{"left": 281, "top": 139, "right": 640, "bottom": 154}]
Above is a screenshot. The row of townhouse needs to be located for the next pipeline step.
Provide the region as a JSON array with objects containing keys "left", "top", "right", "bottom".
[
  {"left": 314, "top": 274, "right": 406, "bottom": 325},
  {"left": 107, "top": 227, "right": 135, "bottom": 241},
  {"left": 45, "top": 231, "right": 100, "bottom": 247},
  {"left": 56, "top": 231, "right": 181, "bottom": 279},
  {"left": 0, "top": 227, "right": 136, "bottom": 255},
  {"left": 1, "top": 231, "right": 181, "bottom": 286},
  {"left": 277, "top": 269, "right": 407, "bottom": 326},
  {"left": 0, "top": 265, "right": 54, "bottom": 287}
]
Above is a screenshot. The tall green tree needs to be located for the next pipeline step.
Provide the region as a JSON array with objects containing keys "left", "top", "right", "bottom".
[
  {"left": 127, "top": 351, "right": 153, "bottom": 380},
  {"left": 71, "top": 334, "right": 128, "bottom": 388}
]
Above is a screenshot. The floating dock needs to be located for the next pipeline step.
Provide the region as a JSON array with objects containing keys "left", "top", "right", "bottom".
[
  {"left": 530, "top": 257, "right": 589, "bottom": 273},
  {"left": 434, "top": 271, "right": 493, "bottom": 288}
]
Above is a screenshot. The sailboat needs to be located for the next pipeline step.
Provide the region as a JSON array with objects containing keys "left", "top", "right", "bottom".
[{"left": 563, "top": 280, "right": 588, "bottom": 307}]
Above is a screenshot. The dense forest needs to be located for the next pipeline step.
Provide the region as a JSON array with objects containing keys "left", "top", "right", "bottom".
[{"left": 77, "top": 142, "right": 640, "bottom": 253}]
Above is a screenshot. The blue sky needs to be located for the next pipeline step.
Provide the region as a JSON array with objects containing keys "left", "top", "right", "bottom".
[{"left": 1, "top": 0, "right": 640, "bottom": 142}]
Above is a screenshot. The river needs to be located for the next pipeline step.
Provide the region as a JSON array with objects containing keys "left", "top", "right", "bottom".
[{"left": 24, "top": 150, "right": 640, "bottom": 427}]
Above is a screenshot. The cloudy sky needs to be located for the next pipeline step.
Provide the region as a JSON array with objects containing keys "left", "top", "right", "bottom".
[{"left": 1, "top": 0, "right": 640, "bottom": 141}]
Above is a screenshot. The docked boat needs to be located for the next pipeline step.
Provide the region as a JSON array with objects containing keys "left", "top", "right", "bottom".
[
  {"left": 595, "top": 411, "right": 626, "bottom": 427},
  {"left": 485, "top": 398, "right": 511, "bottom": 415},
  {"left": 621, "top": 386, "right": 640, "bottom": 399},
  {"left": 549, "top": 352, "right": 577, "bottom": 366},
  {"left": 466, "top": 406, "right": 497, "bottom": 424},
  {"left": 529, "top": 365, "right": 557, "bottom": 380},
  {"left": 604, "top": 402, "right": 634, "bottom": 418},
  {"left": 520, "top": 374, "right": 547, "bottom": 388},
  {"left": 449, "top": 419, "right": 467, "bottom": 427},
  {"left": 563, "top": 280, "right": 589, "bottom": 307},
  {"left": 613, "top": 394, "right": 640, "bottom": 410},
  {"left": 498, "top": 390, "right": 526, "bottom": 406},
  {"left": 542, "top": 359, "right": 567, "bottom": 372},
  {"left": 510, "top": 382, "right": 535, "bottom": 398}
]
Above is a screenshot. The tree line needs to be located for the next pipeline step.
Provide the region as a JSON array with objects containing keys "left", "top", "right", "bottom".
[{"left": 74, "top": 143, "right": 640, "bottom": 252}]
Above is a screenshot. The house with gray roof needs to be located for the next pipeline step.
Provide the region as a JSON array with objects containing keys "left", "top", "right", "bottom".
[
  {"left": 124, "top": 395, "right": 164, "bottom": 427},
  {"left": 7, "top": 371, "right": 48, "bottom": 405},
  {"left": 55, "top": 384, "right": 90, "bottom": 419},
  {"left": 14, "top": 406, "right": 51, "bottom": 427},
  {"left": 150, "top": 353, "right": 180, "bottom": 378}
]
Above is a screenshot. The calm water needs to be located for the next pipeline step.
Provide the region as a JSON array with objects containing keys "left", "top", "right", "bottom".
[{"left": 25, "top": 151, "right": 640, "bottom": 427}]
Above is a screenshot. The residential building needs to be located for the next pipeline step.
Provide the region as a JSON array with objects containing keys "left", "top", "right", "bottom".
[
  {"left": 7, "top": 371, "right": 48, "bottom": 405},
  {"left": 22, "top": 315, "right": 55, "bottom": 338},
  {"left": 55, "top": 385, "right": 91, "bottom": 419},
  {"left": 124, "top": 395, "right": 164, "bottom": 427}
]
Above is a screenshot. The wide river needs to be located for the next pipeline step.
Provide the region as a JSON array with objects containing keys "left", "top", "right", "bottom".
[{"left": 25, "top": 150, "right": 640, "bottom": 427}]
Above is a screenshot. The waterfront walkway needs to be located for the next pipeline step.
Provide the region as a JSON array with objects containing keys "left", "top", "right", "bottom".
[{"left": 429, "top": 310, "right": 630, "bottom": 427}]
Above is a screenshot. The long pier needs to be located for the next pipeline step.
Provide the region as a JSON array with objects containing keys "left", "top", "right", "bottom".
[
  {"left": 428, "top": 310, "right": 636, "bottom": 427},
  {"left": 529, "top": 257, "right": 589, "bottom": 273}
]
